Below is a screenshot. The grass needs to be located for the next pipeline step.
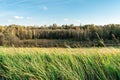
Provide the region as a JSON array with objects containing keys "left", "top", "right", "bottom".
[{"left": 0, "top": 47, "right": 120, "bottom": 80}]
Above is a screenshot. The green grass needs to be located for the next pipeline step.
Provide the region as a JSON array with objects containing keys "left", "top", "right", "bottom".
[{"left": 0, "top": 47, "right": 120, "bottom": 80}]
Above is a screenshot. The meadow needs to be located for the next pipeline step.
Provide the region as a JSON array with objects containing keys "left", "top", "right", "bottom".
[{"left": 0, "top": 47, "right": 120, "bottom": 80}]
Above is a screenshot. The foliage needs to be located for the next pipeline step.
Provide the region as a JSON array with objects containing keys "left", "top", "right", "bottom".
[{"left": 0, "top": 24, "right": 120, "bottom": 47}]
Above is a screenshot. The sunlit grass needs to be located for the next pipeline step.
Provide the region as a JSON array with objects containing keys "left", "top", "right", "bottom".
[{"left": 0, "top": 47, "right": 120, "bottom": 80}]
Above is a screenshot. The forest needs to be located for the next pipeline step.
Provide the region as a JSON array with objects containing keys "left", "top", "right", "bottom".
[{"left": 0, "top": 24, "right": 120, "bottom": 47}]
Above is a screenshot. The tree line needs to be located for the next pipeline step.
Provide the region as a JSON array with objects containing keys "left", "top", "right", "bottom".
[{"left": 0, "top": 24, "right": 120, "bottom": 47}]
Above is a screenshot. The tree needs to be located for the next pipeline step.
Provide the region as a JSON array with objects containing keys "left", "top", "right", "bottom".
[
  {"left": 52, "top": 23, "right": 57, "bottom": 29},
  {"left": 0, "top": 32, "right": 4, "bottom": 45},
  {"left": 4, "top": 32, "right": 21, "bottom": 46},
  {"left": 70, "top": 24, "right": 74, "bottom": 29}
]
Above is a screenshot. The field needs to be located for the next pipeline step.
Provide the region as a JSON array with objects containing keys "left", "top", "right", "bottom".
[{"left": 0, "top": 47, "right": 120, "bottom": 80}]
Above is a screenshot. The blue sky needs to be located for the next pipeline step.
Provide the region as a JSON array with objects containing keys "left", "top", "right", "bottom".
[{"left": 0, "top": 0, "right": 120, "bottom": 26}]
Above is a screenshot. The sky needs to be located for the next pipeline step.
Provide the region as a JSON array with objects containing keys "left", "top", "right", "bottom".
[{"left": 0, "top": 0, "right": 120, "bottom": 26}]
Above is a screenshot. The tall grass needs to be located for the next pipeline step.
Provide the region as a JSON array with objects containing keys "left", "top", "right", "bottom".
[{"left": 0, "top": 48, "right": 120, "bottom": 80}]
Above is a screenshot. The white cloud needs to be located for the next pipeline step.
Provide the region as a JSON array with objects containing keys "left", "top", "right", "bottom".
[
  {"left": 14, "top": 16, "right": 24, "bottom": 19},
  {"left": 39, "top": 5, "right": 48, "bottom": 10},
  {"left": 13, "top": 16, "right": 33, "bottom": 20},
  {"left": 53, "top": 21, "right": 57, "bottom": 23},
  {"left": 64, "top": 18, "right": 69, "bottom": 21},
  {"left": 77, "top": 20, "right": 81, "bottom": 22},
  {"left": 26, "top": 17, "right": 32, "bottom": 20},
  {"left": 7, "top": 19, "right": 13, "bottom": 22},
  {"left": 43, "top": 6, "right": 48, "bottom": 10}
]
